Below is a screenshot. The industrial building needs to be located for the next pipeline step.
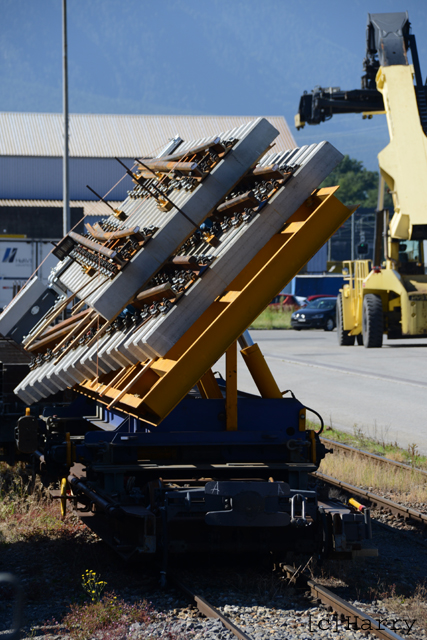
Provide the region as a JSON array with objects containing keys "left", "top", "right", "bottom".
[{"left": 0, "top": 112, "right": 329, "bottom": 307}]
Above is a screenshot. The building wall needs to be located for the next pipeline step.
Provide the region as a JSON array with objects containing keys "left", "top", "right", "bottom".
[
  {"left": 0, "top": 157, "right": 134, "bottom": 200},
  {"left": 0, "top": 207, "right": 84, "bottom": 238},
  {"left": 305, "top": 243, "right": 327, "bottom": 273},
  {"left": 0, "top": 239, "right": 58, "bottom": 309}
]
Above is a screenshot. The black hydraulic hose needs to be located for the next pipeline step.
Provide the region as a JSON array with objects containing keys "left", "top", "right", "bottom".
[
  {"left": 282, "top": 390, "right": 324, "bottom": 435},
  {"left": 281, "top": 389, "right": 296, "bottom": 399},
  {"left": 304, "top": 406, "right": 324, "bottom": 435}
]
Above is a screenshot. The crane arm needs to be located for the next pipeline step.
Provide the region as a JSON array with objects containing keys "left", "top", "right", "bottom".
[
  {"left": 295, "top": 12, "right": 427, "bottom": 134},
  {"left": 295, "top": 12, "right": 427, "bottom": 241}
]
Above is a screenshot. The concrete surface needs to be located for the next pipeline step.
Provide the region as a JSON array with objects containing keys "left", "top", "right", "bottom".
[{"left": 215, "top": 329, "right": 427, "bottom": 455}]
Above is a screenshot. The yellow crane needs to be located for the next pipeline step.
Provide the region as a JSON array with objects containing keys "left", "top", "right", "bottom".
[{"left": 296, "top": 12, "right": 427, "bottom": 347}]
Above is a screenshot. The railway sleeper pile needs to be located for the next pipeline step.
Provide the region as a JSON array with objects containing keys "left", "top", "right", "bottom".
[
  {"left": 12, "top": 118, "right": 339, "bottom": 409},
  {"left": 0, "top": 118, "right": 373, "bottom": 561}
]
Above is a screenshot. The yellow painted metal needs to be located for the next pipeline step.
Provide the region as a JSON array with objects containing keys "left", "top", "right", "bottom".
[
  {"left": 150, "top": 359, "right": 176, "bottom": 377},
  {"left": 60, "top": 477, "right": 68, "bottom": 519},
  {"left": 197, "top": 369, "right": 223, "bottom": 399},
  {"left": 225, "top": 341, "right": 238, "bottom": 431},
  {"left": 98, "top": 364, "right": 138, "bottom": 397},
  {"left": 389, "top": 213, "right": 411, "bottom": 240},
  {"left": 298, "top": 408, "right": 306, "bottom": 432},
  {"left": 106, "top": 360, "right": 154, "bottom": 410},
  {"left": 81, "top": 188, "right": 354, "bottom": 423},
  {"left": 240, "top": 343, "right": 282, "bottom": 398},
  {"left": 349, "top": 497, "right": 365, "bottom": 512},
  {"left": 340, "top": 63, "right": 427, "bottom": 340},
  {"left": 219, "top": 291, "right": 241, "bottom": 303},
  {"left": 294, "top": 112, "right": 304, "bottom": 130},
  {"left": 376, "top": 65, "right": 427, "bottom": 237},
  {"left": 341, "top": 259, "right": 427, "bottom": 337},
  {"left": 362, "top": 110, "right": 386, "bottom": 117},
  {"left": 0, "top": 234, "right": 27, "bottom": 238},
  {"left": 341, "top": 260, "right": 371, "bottom": 334},
  {"left": 25, "top": 407, "right": 31, "bottom": 416}
]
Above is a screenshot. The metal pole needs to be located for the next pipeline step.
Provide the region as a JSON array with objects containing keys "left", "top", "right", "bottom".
[
  {"left": 62, "top": 0, "right": 70, "bottom": 236},
  {"left": 374, "top": 172, "right": 385, "bottom": 265},
  {"left": 376, "top": 173, "right": 385, "bottom": 212}
]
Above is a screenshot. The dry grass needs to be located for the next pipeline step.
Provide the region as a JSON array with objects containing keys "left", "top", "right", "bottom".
[
  {"left": 319, "top": 450, "right": 427, "bottom": 503},
  {"left": 320, "top": 424, "right": 427, "bottom": 470},
  {"left": 250, "top": 306, "right": 293, "bottom": 330},
  {"left": 0, "top": 462, "right": 84, "bottom": 543},
  {"left": 317, "top": 561, "right": 427, "bottom": 635},
  {"left": 385, "top": 582, "right": 427, "bottom": 631},
  {"left": 56, "top": 593, "right": 156, "bottom": 640}
]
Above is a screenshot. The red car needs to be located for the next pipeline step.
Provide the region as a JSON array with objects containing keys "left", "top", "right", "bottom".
[{"left": 269, "top": 294, "right": 306, "bottom": 310}]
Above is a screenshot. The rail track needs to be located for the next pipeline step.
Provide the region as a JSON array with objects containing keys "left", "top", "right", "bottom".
[
  {"left": 152, "top": 440, "right": 427, "bottom": 638},
  {"left": 171, "top": 568, "right": 408, "bottom": 640},
  {"left": 280, "top": 565, "right": 407, "bottom": 640},
  {"left": 315, "top": 470, "right": 427, "bottom": 526},
  {"left": 170, "top": 575, "right": 253, "bottom": 640},
  {"left": 320, "top": 436, "right": 427, "bottom": 478}
]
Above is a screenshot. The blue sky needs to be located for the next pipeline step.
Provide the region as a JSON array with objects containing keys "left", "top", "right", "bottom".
[{"left": 1, "top": 0, "right": 426, "bottom": 170}]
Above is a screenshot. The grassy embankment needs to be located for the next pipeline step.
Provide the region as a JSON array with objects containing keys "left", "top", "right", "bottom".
[
  {"left": 249, "top": 309, "right": 427, "bottom": 500},
  {"left": 316, "top": 422, "right": 427, "bottom": 502},
  {"left": 249, "top": 306, "right": 293, "bottom": 330}
]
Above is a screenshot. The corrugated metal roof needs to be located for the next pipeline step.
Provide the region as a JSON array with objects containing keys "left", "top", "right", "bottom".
[
  {"left": 0, "top": 113, "right": 296, "bottom": 158},
  {"left": 0, "top": 200, "right": 120, "bottom": 216}
]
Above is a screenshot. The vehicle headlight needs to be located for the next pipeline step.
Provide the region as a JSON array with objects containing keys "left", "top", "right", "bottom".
[
  {"left": 312, "top": 314, "right": 323, "bottom": 319},
  {"left": 294, "top": 313, "right": 299, "bottom": 318},
  {"left": 300, "top": 314, "right": 305, "bottom": 319}
]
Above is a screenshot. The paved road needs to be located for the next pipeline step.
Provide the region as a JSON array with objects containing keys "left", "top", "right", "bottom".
[{"left": 215, "top": 330, "right": 427, "bottom": 455}]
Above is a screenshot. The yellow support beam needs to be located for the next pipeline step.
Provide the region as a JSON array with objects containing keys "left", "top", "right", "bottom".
[
  {"left": 77, "top": 188, "right": 354, "bottom": 424},
  {"left": 299, "top": 408, "right": 306, "bottom": 432},
  {"left": 196, "top": 369, "right": 223, "bottom": 400},
  {"left": 376, "top": 65, "right": 427, "bottom": 236},
  {"left": 240, "top": 343, "right": 281, "bottom": 398}
]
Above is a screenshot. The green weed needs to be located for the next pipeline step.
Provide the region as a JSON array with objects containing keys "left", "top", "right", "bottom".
[
  {"left": 250, "top": 306, "right": 293, "bottom": 330},
  {"left": 82, "top": 570, "right": 107, "bottom": 604}
]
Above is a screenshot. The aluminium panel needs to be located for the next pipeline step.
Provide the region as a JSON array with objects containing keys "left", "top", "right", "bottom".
[
  {"left": 128, "top": 141, "right": 343, "bottom": 358},
  {"left": 57, "top": 118, "right": 278, "bottom": 320},
  {"left": 0, "top": 113, "right": 295, "bottom": 158}
]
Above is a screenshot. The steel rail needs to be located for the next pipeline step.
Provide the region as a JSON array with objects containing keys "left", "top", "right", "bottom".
[
  {"left": 321, "top": 437, "right": 427, "bottom": 478},
  {"left": 314, "top": 471, "right": 427, "bottom": 525},
  {"left": 281, "top": 564, "right": 406, "bottom": 640},
  {"left": 170, "top": 575, "right": 254, "bottom": 640}
]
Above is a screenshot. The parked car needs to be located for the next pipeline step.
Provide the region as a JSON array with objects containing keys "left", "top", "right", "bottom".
[
  {"left": 269, "top": 293, "right": 307, "bottom": 310},
  {"left": 291, "top": 296, "right": 337, "bottom": 331},
  {"left": 306, "top": 294, "right": 336, "bottom": 302}
]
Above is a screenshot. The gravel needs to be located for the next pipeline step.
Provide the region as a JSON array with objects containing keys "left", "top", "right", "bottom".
[{"left": 0, "top": 505, "right": 426, "bottom": 639}]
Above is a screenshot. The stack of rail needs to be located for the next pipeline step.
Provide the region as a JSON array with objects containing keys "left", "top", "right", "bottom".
[{"left": 3, "top": 118, "right": 345, "bottom": 424}]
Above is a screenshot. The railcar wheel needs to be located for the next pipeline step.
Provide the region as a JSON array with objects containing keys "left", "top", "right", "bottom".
[
  {"left": 336, "top": 293, "right": 355, "bottom": 345},
  {"left": 362, "top": 294, "right": 383, "bottom": 348}
]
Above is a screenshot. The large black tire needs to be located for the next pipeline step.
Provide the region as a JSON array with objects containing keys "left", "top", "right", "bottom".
[
  {"left": 336, "top": 293, "right": 355, "bottom": 345},
  {"left": 356, "top": 333, "right": 364, "bottom": 345},
  {"left": 362, "top": 294, "right": 383, "bottom": 348}
]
